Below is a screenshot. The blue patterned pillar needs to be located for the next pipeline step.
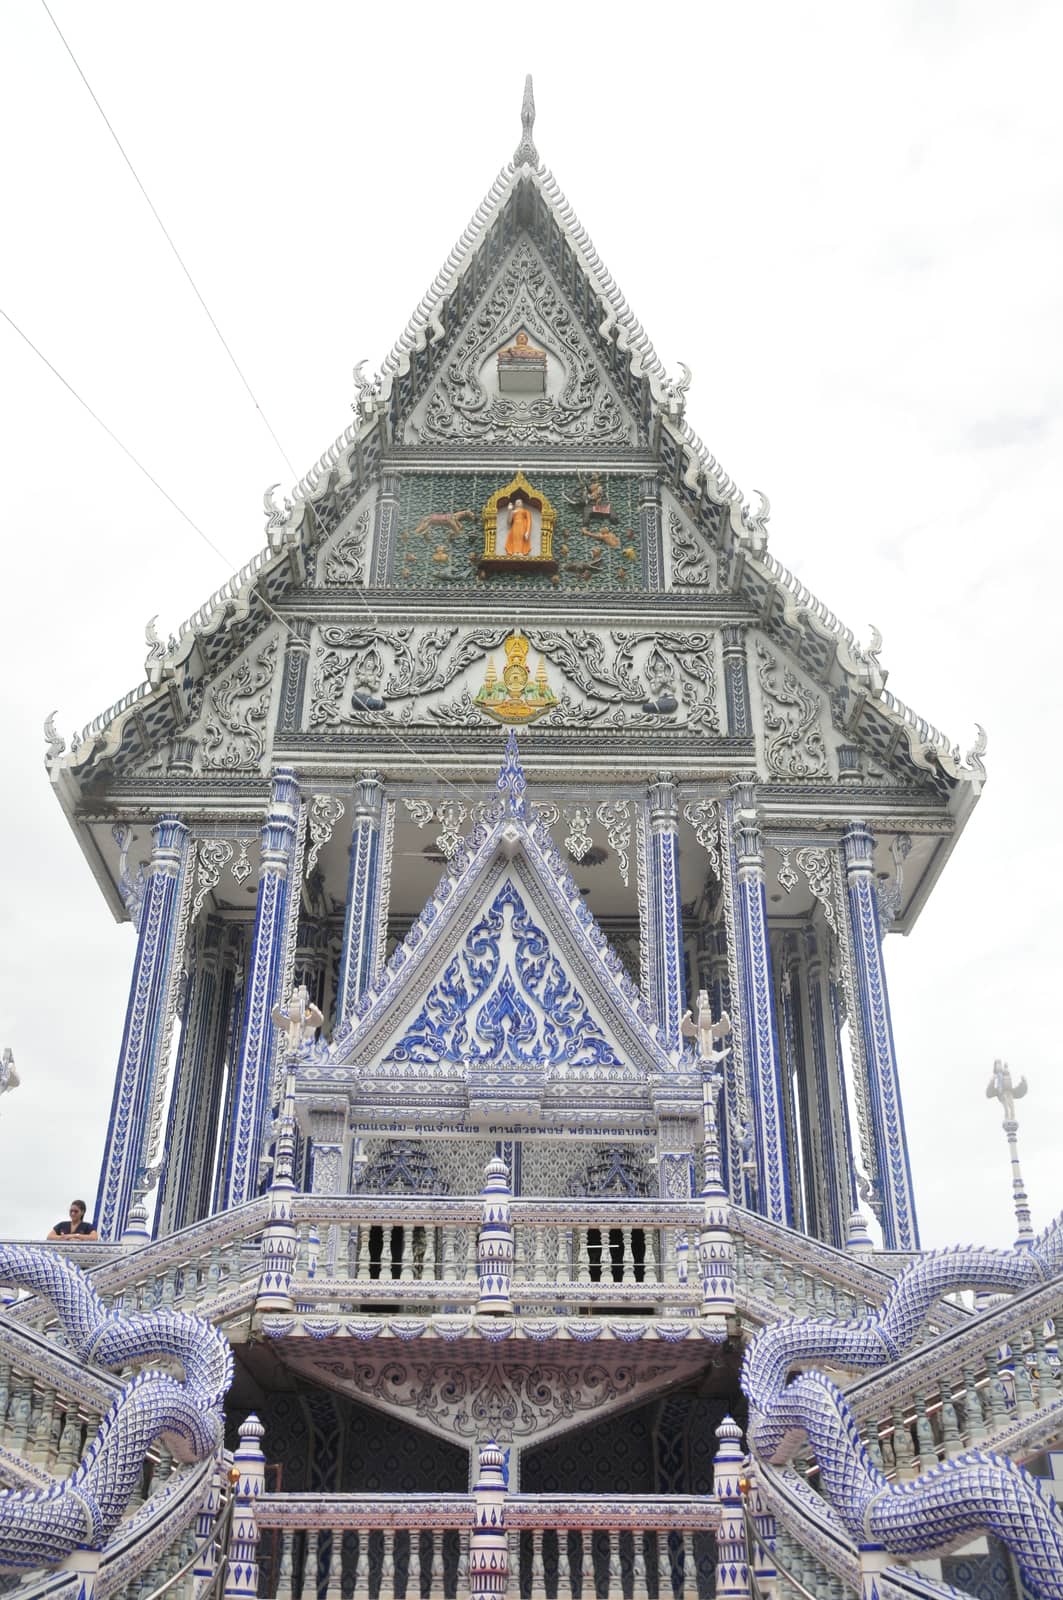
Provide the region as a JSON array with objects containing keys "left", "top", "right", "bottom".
[
  {"left": 730, "top": 784, "right": 793, "bottom": 1225},
  {"left": 222, "top": 768, "right": 299, "bottom": 1208},
  {"left": 646, "top": 771, "right": 685, "bottom": 1050},
  {"left": 841, "top": 820, "right": 920, "bottom": 1250},
  {"left": 335, "top": 771, "right": 385, "bottom": 1024},
  {"left": 96, "top": 814, "right": 190, "bottom": 1241},
  {"left": 805, "top": 927, "right": 853, "bottom": 1246}
]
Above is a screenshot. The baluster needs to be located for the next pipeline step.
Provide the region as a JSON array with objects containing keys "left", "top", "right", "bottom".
[
  {"left": 456, "top": 1531, "right": 470, "bottom": 1600},
  {"left": 424, "top": 1226, "right": 438, "bottom": 1283},
  {"left": 275, "top": 1532, "right": 295, "bottom": 1600},
  {"left": 1033, "top": 1324, "right": 1061, "bottom": 1407},
  {"left": 621, "top": 1228, "right": 633, "bottom": 1285},
  {"left": 577, "top": 1231, "right": 590, "bottom": 1285},
  {"left": 608, "top": 1530, "right": 622, "bottom": 1597},
  {"left": 409, "top": 1530, "right": 423, "bottom": 1600},
  {"left": 984, "top": 1354, "right": 1007, "bottom": 1430},
  {"left": 0, "top": 1363, "right": 9, "bottom": 1434},
  {"left": 864, "top": 1425, "right": 886, "bottom": 1475},
  {"left": 30, "top": 1386, "right": 55, "bottom": 1465},
  {"left": 304, "top": 1528, "right": 319, "bottom": 1600},
  {"left": 961, "top": 1367, "right": 986, "bottom": 1445},
  {"left": 891, "top": 1406, "right": 916, "bottom": 1480},
  {"left": 324, "top": 1530, "right": 342, "bottom": 1600},
  {"left": 424, "top": 1531, "right": 437, "bottom": 1600},
  {"left": 352, "top": 1529, "right": 370, "bottom": 1600},
  {"left": 350, "top": 1225, "right": 364, "bottom": 1282},
  {"left": 1014, "top": 1355, "right": 1036, "bottom": 1417},
  {"left": 632, "top": 1531, "right": 648, "bottom": 1600},
  {"left": 913, "top": 1392, "right": 936, "bottom": 1471},
  {"left": 400, "top": 1226, "right": 414, "bottom": 1283},
  {"left": 7, "top": 1376, "right": 32, "bottom": 1452},
  {"left": 380, "top": 1530, "right": 396, "bottom": 1598},
  {"left": 657, "top": 1531, "right": 672, "bottom": 1600},
  {"left": 746, "top": 1248, "right": 766, "bottom": 1304},
  {"left": 442, "top": 1227, "right": 456, "bottom": 1284},
  {"left": 576, "top": 1529, "right": 592, "bottom": 1593},
  {"left": 56, "top": 1405, "right": 82, "bottom": 1471},
  {"left": 935, "top": 1394, "right": 958, "bottom": 1461},
  {"left": 530, "top": 1529, "right": 547, "bottom": 1600},
  {"left": 556, "top": 1530, "right": 573, "bottom": 1600},
  {"left": 682, "top": 1532, "right": 697, "bottom": 1599},
  {"left": 507, "top": 1530, "right": 520, "bottom": 1598},
  {"left": 530, "top": 1226, "right": 543, "bottom": 1281}
]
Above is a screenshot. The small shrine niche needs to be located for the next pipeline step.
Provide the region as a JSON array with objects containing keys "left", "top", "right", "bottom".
[
  {"left": 496, "top": 329, "right": 547, "bottom": 395},
  {"left": 478, "top": 470, "right": 558, "bottom": 576}
]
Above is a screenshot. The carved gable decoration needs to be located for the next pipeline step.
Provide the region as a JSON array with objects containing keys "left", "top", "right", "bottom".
[
  {"left": 384, "top": 878, "right": 622, "bottom": 1072},
  {"left": 322, "top": 743, "right": 684, "bottom": 1107},
  {"left": 407, "top": 240, "right": 637, "bottom": 447}
]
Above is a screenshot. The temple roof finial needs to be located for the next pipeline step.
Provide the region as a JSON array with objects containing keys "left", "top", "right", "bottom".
[{"left": 513, "top": 74, "right": 538, "bottom": 167}]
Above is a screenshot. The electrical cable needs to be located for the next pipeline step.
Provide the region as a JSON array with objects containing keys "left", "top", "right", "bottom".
[
  {"left": 36, "top": 0, "right": 495, "bottom": 806},
  {"left": 0, "top": 305, "right": 488, "bottom": 805}
]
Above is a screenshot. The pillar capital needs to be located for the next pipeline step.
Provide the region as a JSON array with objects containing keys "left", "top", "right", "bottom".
[
  {"left": 647, "top": 769, "right": 678, "bottom": 829},
  {"left": 148, "top": 813, "right": 189, "bottom": 873},
  {"left": 352, "top": 769, "right": 384, "bottom": 821},
  {"left": 841, "top": 818, "right": 876, "bottom": 873}
]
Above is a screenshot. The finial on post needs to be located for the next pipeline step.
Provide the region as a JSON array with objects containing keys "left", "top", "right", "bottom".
[
  {"left": 986, "top": 1059, "right": 1034, "bottom": 1247},
  {"left": 513, "top": 74, "right": 538, "bottom": 167}
]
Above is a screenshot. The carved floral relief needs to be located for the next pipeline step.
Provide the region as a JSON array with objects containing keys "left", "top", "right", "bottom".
[
  {"left": 306, "top": 624, "right": 719, "bottom": 734},
  {"left": 200, "top": 632, "right": 281, "bottom": 771},
  {"left": 752, "top": 636, "right": 828, "bottom": 779},
  {"left": 411, "top": 241, "right": 633, "bottom": 448}
]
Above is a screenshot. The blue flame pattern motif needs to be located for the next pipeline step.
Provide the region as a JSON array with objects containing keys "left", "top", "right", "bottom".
[{"left": 384, "top": 880, "right": 622, "bottom": 1069}]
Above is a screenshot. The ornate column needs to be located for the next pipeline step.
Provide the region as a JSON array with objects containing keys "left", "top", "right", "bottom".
[
  {"left": 840, "top": 821, "right": 919, "bottom": 1251},
  {"left": 771, "top": 934, "right": 806, "bottom": 1235},
  {"left": 729, "top": 785, "right": 792, "bottom": 1226},
  {"left": 645, "top": 772, "right": 685, "bottom": 1050},
  {"left": 804, "top": 927, "right": 853, "bottom": 1247},
  {"left": 224, "top": 1416, "right": 266, "bottom": 1600},
  {"left": 693, "top": 997, "right": 736, "bottom": 1330},
  {"left": 713, "top": 1417, "right": 750, "bottom": 1600},
  {"left": 96, "top": 814, "right": 190, "bottom": 1241},
  {"left": 158, "top": 922, "right": 223, "bottom": 1235},
  {"left": 222, "top": 769, "right": 299, "bottom": 1208},
  {"left": 335, "top": 772, "right": 386, "bottom": 1025},
  {"left": 470, "top": 1440, "right": 509, "bottom": 1600},
  {"left": 477, "top": 1157, "right": 514, "bottom": 1313}
]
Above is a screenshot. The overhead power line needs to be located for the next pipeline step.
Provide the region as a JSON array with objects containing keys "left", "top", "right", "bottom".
[{"left": 39, "top": 0, "right": 297, "bottom": 478}]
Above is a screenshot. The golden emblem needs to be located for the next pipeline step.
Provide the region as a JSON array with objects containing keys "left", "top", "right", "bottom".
[{"left": 475, "top": 633, "right": 558, "bottom": 724}]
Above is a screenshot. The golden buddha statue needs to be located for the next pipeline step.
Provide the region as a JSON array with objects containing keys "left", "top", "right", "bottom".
[{"left": 505, "top": 495, "right": 533, "bottom": 557}]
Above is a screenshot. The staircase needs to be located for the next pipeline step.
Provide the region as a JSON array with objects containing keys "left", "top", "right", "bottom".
[{"left": 0, "top": 1202, "right": 1061, "bottom": 1600}]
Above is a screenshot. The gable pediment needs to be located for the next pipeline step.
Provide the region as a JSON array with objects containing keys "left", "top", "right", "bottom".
[
  {"left": 377, "top": 872, "right": 633, "bottom": 1077},
  {"left": 401, "top": 236, "right": 641, "bottom": 449},
  {"left": 318, "top": 746, "right": 681, "bottom": 1124}
]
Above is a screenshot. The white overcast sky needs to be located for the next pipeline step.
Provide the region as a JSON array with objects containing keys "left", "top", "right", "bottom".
[{"left": 0, "top": 2, "right": 1060, "bottom": 1248}]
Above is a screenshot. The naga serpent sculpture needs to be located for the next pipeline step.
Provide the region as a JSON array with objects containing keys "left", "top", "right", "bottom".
[
  {"left": 0, "top": 1245, "right": 232, "bottom": 1572},
  {"left": 742, "top": 1212, "right": 1063, "bottom": 1598}
]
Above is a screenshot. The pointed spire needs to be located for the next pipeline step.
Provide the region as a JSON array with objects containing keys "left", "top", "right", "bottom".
[
  {"left": 497, "top": 729, "right": 527, "bottom": 817},
  {"left": 513, "top": 74, "right": 538, "bottom": 167}
]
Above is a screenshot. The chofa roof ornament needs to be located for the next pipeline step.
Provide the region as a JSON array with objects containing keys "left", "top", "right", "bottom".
[{"left": 513, "top": 74, "right": 538, "bottom": 168}]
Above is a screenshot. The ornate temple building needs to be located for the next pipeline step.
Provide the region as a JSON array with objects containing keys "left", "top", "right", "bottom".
[{"left": 7, "top": 79, "right": 1061, "bottom": 1600}]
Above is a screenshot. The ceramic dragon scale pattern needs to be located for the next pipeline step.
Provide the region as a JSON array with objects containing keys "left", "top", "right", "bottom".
[
  {"left": 743, "top": 1212, "right": 1063, "bottom": 1596},
  {"left": 0, "top": 1245, "right": 231, "bottom": 1571}
]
